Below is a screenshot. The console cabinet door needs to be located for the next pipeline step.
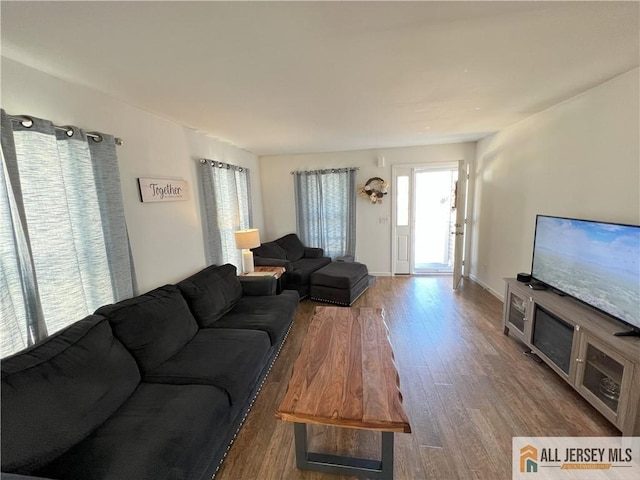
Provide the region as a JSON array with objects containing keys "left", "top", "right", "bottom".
[
  {"left": 574, "top": 332, "right": 634, "bottom": 429},
  {"left": 503, "top": 283, "right": 532, "bottom": 344}
]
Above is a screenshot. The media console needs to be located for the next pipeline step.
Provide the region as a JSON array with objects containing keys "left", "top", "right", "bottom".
[{"left": 503, "top": 278, "right": 640, "bottom": 435}]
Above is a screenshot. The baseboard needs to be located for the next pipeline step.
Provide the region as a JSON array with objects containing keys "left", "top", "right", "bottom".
[
  {"left": 370, "top": 272, "right": 392, "bottom": 277},
  {"left": 469, "top": 274, "right": 504, "bottom": 301}
]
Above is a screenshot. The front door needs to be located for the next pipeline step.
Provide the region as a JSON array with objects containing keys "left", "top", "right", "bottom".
[
  {"left": 452, "top": 160, "right": 467, "bottom": 290},
  {"left": 392, "top": 162, "right": 467, "bottom": 286},
  {"left": 392, "top": 167, "right": 411, "bottom": 274}
]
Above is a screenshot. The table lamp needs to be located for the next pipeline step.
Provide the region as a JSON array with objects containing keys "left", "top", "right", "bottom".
[{"left": 234, "top": 228, "right": 261, "bottom": 273}]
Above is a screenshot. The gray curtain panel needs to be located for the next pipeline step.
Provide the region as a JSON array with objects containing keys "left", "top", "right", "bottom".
[
  {"left": 199, "top": 159, "right": 252, "bottom": 269},
  {"left": 293, "top": 168, "right": 357, "bottom": 259},
  {"left": 0, "top": 110, "right": 135, "bottom": 357}
]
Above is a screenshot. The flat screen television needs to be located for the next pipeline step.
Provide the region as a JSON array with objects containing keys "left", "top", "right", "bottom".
[{"left": 531, "top": 215, "right": 640, "bottom": 336}]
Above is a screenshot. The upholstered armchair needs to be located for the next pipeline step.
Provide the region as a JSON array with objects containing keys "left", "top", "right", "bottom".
[{"left": 251, "top": 233, "right": 331, "bottom": 298}]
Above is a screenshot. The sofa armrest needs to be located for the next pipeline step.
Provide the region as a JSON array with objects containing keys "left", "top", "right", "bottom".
[
  {"left": 254, "top": 257, "right": 293, "bottom": 270},
  {"left": 303, "top": 247, "right": 324, "bottom": 259},
  {"left": 238, "top": 276, "right": 277, "bottom": 296}
]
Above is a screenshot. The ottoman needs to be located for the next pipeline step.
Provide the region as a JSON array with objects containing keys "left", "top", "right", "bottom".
[{"left": 310, "top": 262, "right": 373, "bottom": 306}]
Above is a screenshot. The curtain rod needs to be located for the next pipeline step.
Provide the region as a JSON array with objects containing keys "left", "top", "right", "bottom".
[
  {"left": 7, "top": 114, "right": 123, "bottom": 146},
  {"left": 291, "top": 167, "right": 359, "bottom": 174}
]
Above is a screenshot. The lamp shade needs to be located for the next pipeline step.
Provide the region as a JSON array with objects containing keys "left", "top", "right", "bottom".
[{"left": 234, "top": 229, "right": 261, "bottom": 249}]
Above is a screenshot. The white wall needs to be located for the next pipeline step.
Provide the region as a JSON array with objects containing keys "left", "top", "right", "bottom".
[
  {"left": 1, "top": 57, "right": 265, "bottom": 293},
  {"left": 6, "top": 56, "right": 635, "bottom": 295},
  {"left": 260, "top": 143, "right": 476, "bottom": 275},
  {"left": 471, "top": 68, "right": 640, "bottom": 298}
]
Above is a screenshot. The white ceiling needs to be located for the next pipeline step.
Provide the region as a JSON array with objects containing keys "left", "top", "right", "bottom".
[{"left": 2, "top": 1, "right": 639, "bottom": 156}]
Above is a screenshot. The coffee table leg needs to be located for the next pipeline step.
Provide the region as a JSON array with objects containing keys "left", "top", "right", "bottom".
[
  {"left": 293, "top": 423, "right": 308, "bottom": 470},
  {"left": 381, "top": 431, "right": 394, "bottom": 479},
  {"left": 293, "top": 422, "right": 395, "bottom": 480}
]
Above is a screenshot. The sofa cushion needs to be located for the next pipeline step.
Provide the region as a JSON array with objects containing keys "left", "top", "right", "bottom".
[
  {"left": 37, "top": 383, "right": 231, "bottom": 480},
  {"left": 1, "top": 315, "right": 140, "bottom": 474},
  {"left": 288, "top": 257, "right": 332, "bottom": 286},
  {"left": 252, "top": 241, "right": 287, "bottom": 260},
  {"left": 303, "top": 247, "right": 325, "bottom": 259},
  {"left": 239, "top": 275, "right": 277, "bottom": 296},
  {"left": 177, "top": 264, "right": 243, "bottom": 327},
  {"left": 276, "top": 233, "right": 306, "bottom": 261},
  {"left": 210, "top": 290, "right": 299, "bottom": 345},
  {"left": 96, "top": 284, "right": 198, "bottom": 372},
  {"left": 144, "top": 328, "right": 271, "bottom": 405}
]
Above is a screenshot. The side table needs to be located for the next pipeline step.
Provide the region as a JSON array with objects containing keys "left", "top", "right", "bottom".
[{"left": 240, "top": 266, "right": 286, "bottom": 293}]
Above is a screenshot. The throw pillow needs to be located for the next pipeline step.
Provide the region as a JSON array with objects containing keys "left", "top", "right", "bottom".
[
  {"left": 276, "top": 234, "right": 306, "bottom": 261},
  {"left": 96, "top": 285, "right": 199, "bottom": 372},
  {"left": 252, "top": 242, "right": 287, "bottom": 260},
  {"left": 177, "top": 264, "right": 243, "bottom": 327}
]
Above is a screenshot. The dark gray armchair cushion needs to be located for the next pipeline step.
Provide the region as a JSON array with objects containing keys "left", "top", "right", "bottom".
[
  {"left": 288, "top": 257, "right": 332, "bottom": 286},
  {"left": 253, "top": 256, "right": 293, "bottom": 272},
  {"left": 1, "top": 316, "right": 140, "bottom": 474},
  {"left": 252, "top": 242, "right": 287, "bottom": 260},
  {"left": 276, "top": 233, "right": 306, "bottom": 261},
  {"left": 177, "top": 264, "right": 243, "bottom": 327},
  {"left": 304, "top": 247, "right": 324, "bottom": 259},
  {"left": 96, "top": 285, "right": 198, "bottom": 372}
]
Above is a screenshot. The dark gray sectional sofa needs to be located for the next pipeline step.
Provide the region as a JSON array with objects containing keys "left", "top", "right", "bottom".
[
  {"left": 251, "top": 233, "right": 331, "bottom": 298},
  {"left": 1, "top": 264, "right": 299, "bottom": 480}
]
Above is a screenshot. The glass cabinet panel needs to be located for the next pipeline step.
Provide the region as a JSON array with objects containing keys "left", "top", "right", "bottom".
[
  {"left": 503, "top": 282, "right": 533, "bottom": 344},
  {"left": 508, "top": 292, "right": 527, "bottom": 334},
  {"left": 580, "top": 343, "right": 624, "bottom": 413}
]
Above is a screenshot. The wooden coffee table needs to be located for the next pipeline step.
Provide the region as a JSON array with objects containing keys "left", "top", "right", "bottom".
[{"left": 275, "top": 306, "right": 411, "bottom": 479}]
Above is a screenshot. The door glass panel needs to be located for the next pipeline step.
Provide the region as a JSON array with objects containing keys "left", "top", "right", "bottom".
[
  {"left": 508, "top": 292, "right": 526, "bottom": 333},
  {"left": 582, "top": 343, "right": 623, "bottom": 413},
  {"left": 396, "top": 176, "right": 409, "bottom": 226},
  {"left": 414, "top": 169, "right": 458, "bottom": 273}
]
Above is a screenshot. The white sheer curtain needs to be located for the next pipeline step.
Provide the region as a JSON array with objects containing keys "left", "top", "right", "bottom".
[
  {"left": 0, "top": 110, "right": 135, "bottom": 358},
  {"left": 199, "top": 159, "right": 252, "bottom": 269},
  {"left": 293, "top": 168, "right": 357, "bottom": 259}
]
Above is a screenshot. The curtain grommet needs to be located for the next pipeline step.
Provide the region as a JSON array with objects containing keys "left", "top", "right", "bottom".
[
  {"left": 20, "top": 116, "right": 34, "bottom": 128},
  {"left": 88, "top": 132, "right": 103, "bottom": 143}
]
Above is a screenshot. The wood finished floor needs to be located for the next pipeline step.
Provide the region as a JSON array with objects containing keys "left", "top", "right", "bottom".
[{"left": 216, "top": 276, "right": 618, "bottom": 480}]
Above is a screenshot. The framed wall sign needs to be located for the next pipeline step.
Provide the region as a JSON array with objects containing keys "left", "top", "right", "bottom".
[{"left": 138, "top": 177, "right": 189, "bottom": 203}]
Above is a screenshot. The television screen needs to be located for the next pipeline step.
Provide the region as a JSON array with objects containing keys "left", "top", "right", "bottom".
[{"left": 531, "top": 215, "right": 640, "bottom": 331}]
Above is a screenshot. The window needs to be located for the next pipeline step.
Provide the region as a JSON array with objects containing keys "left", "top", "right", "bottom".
[
  {"left": 199, "top": 159, "right": 252, "bottom": 269},
  {"left": 293, "top": 168, "right": 357, "bottom": 258},
  {"left": 396, "top": 175, "right": 410, "bottom": 226},
  {"left": 0, "top": 110, "right": 135, "bottom": 357}
]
